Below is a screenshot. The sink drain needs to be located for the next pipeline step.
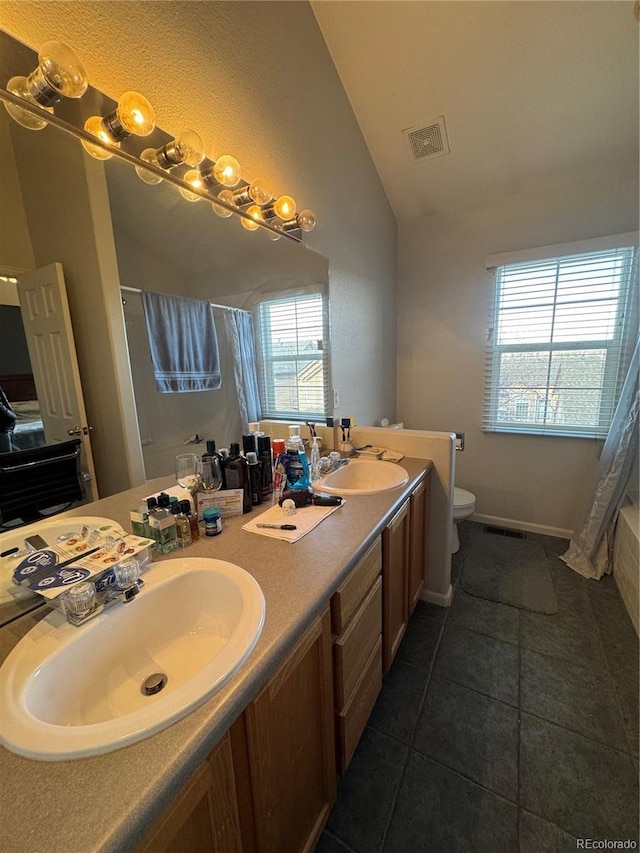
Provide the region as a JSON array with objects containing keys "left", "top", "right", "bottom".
[{"left": 141, "top": 673, "right": 168, "bottom": 696}]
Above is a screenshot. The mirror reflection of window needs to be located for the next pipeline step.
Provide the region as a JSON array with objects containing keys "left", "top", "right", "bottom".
[{"left": 256, "top": 291, "right": 330, "bottom": 420}]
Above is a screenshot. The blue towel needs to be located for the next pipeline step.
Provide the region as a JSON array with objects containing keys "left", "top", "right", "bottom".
[{"left": 141, "top": 291, "right": 221, "bottom": 393}]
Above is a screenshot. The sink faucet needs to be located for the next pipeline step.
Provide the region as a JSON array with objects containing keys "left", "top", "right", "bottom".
[{"left": 58, "top": 559, "right": 143, "bottom": 627}]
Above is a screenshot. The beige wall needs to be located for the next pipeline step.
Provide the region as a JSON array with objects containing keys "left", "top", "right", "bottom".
[
  {"left": 0, "top": 1, "right": 398, "bottom": 443},
  {"left": 397, "top": 169, "right": 639, "bottom": 536}
]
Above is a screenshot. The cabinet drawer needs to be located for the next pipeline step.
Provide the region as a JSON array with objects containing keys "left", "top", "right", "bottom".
[
  {"left": 331, "top": 538, "right": 382, "bottom": 635},
  {"left": 337, "top": 636, "right": 382, "bottom": 773},
  {"left": 334, "top": 575, "right": 382, "bottom": 709}
]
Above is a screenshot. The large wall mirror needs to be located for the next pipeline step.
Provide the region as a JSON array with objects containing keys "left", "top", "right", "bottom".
[{"left": 0, "top": 29, "right": 330, "bottom": 626}]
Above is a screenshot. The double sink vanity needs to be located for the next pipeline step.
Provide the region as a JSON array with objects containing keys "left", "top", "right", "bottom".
[{"left": 0, "top": 457, "right": 431, "bottom": 852}]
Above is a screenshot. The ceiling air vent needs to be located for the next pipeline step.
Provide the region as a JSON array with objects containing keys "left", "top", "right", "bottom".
[{"left": 404, "top": 116, "right": 450, "bottom": 162}]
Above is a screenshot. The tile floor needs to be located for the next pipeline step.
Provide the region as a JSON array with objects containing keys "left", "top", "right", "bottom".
[{"left": 316, "top": 521, "right": 639, "bottom": 853}]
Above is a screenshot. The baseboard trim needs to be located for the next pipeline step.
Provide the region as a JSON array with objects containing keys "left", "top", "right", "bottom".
[
  {"left": 471, "top": 512, "right": 573, "bottom": 541},
  {"left": 421, "top": 584, "right": 453, "bottom": 608}
]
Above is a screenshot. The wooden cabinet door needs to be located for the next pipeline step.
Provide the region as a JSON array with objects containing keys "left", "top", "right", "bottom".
[
  {"left": 382, "top": 500, "right": 410, "bottom": 674},
  {"left": 408, "top": 476, "right": 429, "bottom": 615},
  {"left": 236, "top": 609, "right": 336, "bottom": 853},
  {"left": 137, "top": 732, "right": 242, "bottom": 853}
]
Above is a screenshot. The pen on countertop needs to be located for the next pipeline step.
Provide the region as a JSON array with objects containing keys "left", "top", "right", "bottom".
[{"left": 256, "top": 523, "right": 297, "bottom": 531}]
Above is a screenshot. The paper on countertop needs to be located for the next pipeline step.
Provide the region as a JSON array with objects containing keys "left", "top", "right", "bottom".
[{"left": 242, "top": 500, "right": 344, "bottom": 542}]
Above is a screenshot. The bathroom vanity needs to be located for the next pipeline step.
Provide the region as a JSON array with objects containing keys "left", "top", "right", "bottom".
[{"left": 0, "top": 458, "right": 431, "bottom": 852}]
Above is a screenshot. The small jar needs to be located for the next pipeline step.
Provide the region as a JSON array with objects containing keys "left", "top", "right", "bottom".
[{"left": 202, "top": 507, "right": 223, "bottom": 537}]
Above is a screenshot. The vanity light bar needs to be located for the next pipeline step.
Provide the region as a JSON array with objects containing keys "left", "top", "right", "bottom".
[{"left": 2, "top": 38, "right": 317, "bottom": 235}]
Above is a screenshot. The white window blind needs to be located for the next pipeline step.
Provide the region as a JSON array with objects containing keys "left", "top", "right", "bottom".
[
  {"left": 256, "top": 291, "right": 329, "bottom": 420},
  {"left": 484, "top": 244, "right": 638, "bottom": 438}
]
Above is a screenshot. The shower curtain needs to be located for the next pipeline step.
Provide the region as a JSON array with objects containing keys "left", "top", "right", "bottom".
[
  {"left": 224, "top": 310, "right": 261, "bottom": 428},
  {"left": 561, "top": 332, "right": 640, "bottom": 579}
]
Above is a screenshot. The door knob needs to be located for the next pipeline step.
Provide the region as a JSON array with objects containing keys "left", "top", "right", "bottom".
[{"left": 67, "top": 426, "right": 93, "bottom": 436}]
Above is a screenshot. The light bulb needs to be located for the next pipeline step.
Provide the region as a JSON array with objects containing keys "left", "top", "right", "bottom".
[
  {"left": 248, "top": 177, "right": 272, "bottom": 206},
  {"left": 4, "top": 41, "right": 87, "bottom": 131},
  {"left": 266, "top": 224, "right": 282, "bottom": 242},
  {"left": 5, "top": 76, "right": 50, "bottom": 130},
  {"left": 102, "top": 91, "right": 156, "bottom": 141},
  {"left": 273, "top": 195, "right": 297, "bottom": 221},
  {"left": 34, "top": 40, "right": 88, "bottom": 99},
  {"left": 179, "top": 169, "right": 204, "bottom": 202},
  {"left": 211, "top": 189, "right": 236, "bottom": 218},
  {"left": 297, "top": 209, "right": 317, "bottom": 232},
  {"left": 152, "top": 129, "right": 205, "bottom": 169},
  {"left": 81, "top": 115, "right": 119, "bottom": 160},
  {"left": 241, "top": 204, "right": 263, "bottom": 231},
  {"left": 135, "top": 148, "right": 164, "bottom": 185},
  {"left": 213, "top": 155, "right": 242, "bottom": 187}
]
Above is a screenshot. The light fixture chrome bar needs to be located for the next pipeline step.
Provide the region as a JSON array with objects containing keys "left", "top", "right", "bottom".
[{"left": 0, "top": 87, "right": 301, "bottom": 242}]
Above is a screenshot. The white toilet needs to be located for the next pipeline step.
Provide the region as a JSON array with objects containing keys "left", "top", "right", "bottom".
[{"left": 452, "top": 487, "right": 476, "bottom": 553}]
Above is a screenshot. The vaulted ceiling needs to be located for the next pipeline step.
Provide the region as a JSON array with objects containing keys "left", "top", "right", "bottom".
[{"left": 311, "top": 1, "right": 639, "bottom": 222}]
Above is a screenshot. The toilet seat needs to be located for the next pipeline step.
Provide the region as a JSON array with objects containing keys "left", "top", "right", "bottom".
[{"left": 454, "top": 487, "right": 475, "bottom": 513}]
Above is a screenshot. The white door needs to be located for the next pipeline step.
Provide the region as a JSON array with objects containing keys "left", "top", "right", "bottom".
[{"left": 17, "top": 263, "right": 98, "bottom": 501}]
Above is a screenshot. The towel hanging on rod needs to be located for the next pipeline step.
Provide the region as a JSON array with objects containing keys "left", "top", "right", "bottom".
[{"left": 141, "top": 290, "right": 221, "bottom": 393}]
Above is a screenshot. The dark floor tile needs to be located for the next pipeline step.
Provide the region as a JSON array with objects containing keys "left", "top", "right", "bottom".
[
  {"left": 326, "top": 726, "right": 408, "bottom": 853},
  {"left": 396, "top": 607, "right": 443, "bottom": 672},
  {"left": 449, "top": 587, "right": 519, "bottom": 645},
  {"left": 457, "top": 520, "right": 474, "bottom": 547},
  {"left": 433, "top": 623, "right": 518, "bottom": 704},
  {"left": 417, "top": 600, "right": 448, "bottom": 620},
  {"left": 368, "top": 659, "right": 430, "bottom": 744},
  {"left": 314, "top": 832, "right": 353, "bottom": 853},
  {"left": 413, "top": 677, "right": 518, "bottom": 800},
  {"left": 383, "top": 752, "right": 518, "bottom": 853},
  {"left": 520, "top": 608, "right": 607, "bottom": 669},
  {"left": 450, "top": 550, "right": 464, "bottom": 584},
  {"left": 520, "top": 714, "right": 639, "bottom": 841},
  {"left": 591, "top": 592, "right": 639, "bottom": 755},
  {"left": 586, "top": 571, "right": 622, "bottom": 597},
  {"left": 547, "top": 562, "right": 592, "bottom": 618},
  {"left": 519, "top": 810, "right": 577, "bottom": 853},
  {"left": 520, "top": 648, "right": 629, "bottom": 751}
]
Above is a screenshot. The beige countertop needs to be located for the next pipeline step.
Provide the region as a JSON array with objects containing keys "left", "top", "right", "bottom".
[{"left": 0, "top": 458, "right": 430, "bottom": 853}]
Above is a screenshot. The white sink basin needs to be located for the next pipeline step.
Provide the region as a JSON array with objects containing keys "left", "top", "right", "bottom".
[
  {"left": 0, "top": 557, "right": 265, "bottom": 760},
  {"left": 314, "top": 459, "right": 409, "bottom": 496}
]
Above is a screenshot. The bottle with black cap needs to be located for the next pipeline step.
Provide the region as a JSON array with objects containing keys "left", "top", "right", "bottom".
[
  {"left": 257, "top": 434, "right": 273, "bottom": 497},
  {"left": 246, "top": 451, "right": 263, "bottom": 506},
  {"left": 224, "top": 442, "right": 252, "bottom": 513},
  {"left": 202, "top": 439, "right": 225, "bottom": 490}
]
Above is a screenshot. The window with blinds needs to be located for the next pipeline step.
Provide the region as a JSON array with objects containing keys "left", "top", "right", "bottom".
[
  {"left": 256, "top": 291, "right": 329, "bottom": 420},
  {"left": 484, "top": 244, "right": 638, "bottom": 438}
]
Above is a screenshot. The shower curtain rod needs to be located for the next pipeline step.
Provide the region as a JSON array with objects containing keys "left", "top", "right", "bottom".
[{"left": 119, "top": 285, "right": 250, "bottom": 314}]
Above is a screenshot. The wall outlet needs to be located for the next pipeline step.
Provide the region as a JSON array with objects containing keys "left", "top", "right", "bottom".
[{"left": 333, "top": 388, "right": 340, "bottom": 408}]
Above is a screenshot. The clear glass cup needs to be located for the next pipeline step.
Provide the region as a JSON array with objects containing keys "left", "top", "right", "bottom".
[
  {"left": 201, "top": 454, "right": 223, "bottom": 491},
  {"left": 175, "top": 453, "right": 202, "bottom": 491}
]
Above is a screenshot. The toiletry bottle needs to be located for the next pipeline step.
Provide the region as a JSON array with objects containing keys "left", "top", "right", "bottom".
[
  {"left": 145, "top": 496, "right": 161, "bottom": 549},
  {"left": 310, "top": 436, "right": 321, "bottom": 481},
  {"left": 242, "top": 433, "right": 257, "bottom": 457},
  {"left": 181, "top": 499, "right": 200, "bottom": 541},
  {"left": 130, "top": 504, "right": 149, "bottom": 537},
  {"left": 150, "top": 493, "right": 178, "bottom": 554},
  {"left": 246, "top": 451, "right": 263, "bottom": 506},
  {"left": 257, "top": 434, "right": 274, "bottom": 497},
  {"left": 272, "top": 437, "right": 286, "bottom": 462},
  {"left": 172, "top": 502, "right": 192, "bottom": 548},
  {"left": 203, "top": 506, "right": 223, "bottom": 536},
  {"left": 224, "top": 442, "right": 252, "bottom": 513},
  {"left": 284, "top": 425, "right": 311, "bottom": 491}
]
